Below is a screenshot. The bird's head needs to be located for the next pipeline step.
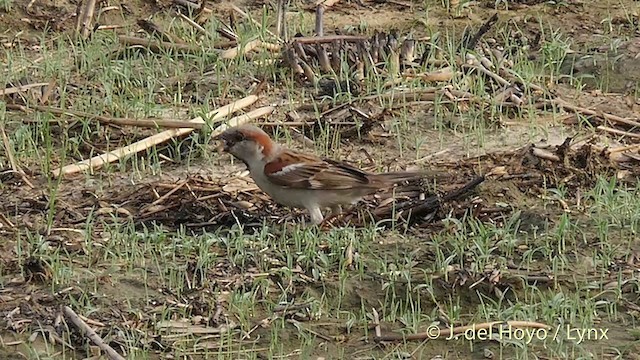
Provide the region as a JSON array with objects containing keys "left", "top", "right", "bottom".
[{"left": 215, "top": 124, "right": 275, "bottom": 167}]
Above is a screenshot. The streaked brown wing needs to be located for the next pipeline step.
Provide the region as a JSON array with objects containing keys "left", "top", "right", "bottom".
[{"left": 264, "top": 153, "right": 376, "bottom": 190}]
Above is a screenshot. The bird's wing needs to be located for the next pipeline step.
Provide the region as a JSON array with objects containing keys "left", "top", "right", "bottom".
[{"left": 263, "top": 151, "right": 376, "bottom": 190}]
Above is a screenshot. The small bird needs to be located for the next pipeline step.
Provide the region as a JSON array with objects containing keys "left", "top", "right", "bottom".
[{"left": 216, "top": 124, "right": 424, "bottom": 225}]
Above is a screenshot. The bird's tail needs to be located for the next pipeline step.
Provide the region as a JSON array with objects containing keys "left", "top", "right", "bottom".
[{"left": 375, "top": 171, "right": 427, "bottom": 184}]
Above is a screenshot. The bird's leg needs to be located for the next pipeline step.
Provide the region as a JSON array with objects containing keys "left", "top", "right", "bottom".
[{"left": 308, "top": 206, "right": 324, "bottom": 225}]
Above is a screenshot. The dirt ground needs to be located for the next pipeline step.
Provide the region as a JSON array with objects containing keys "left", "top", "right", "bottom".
[{"left": 1, "top": 0, "right": 640, "bottom": 359}]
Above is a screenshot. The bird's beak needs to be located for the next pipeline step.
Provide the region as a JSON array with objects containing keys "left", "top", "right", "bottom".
[{"left": 212, "top": 132, "right": 229, "bottom": 153}]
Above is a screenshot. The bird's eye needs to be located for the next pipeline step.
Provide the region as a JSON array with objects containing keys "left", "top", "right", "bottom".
[{"left": 233, "top": 132, "right": 246, "bottom": 143}]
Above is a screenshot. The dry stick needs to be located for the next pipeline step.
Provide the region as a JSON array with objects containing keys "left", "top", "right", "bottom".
[
  {"left": 142, "top": 180, "right": 188, "bottom": 215},
  {"left": 220, "top": 39, "right": 281, "bottom": 60},
  {"left": 552, "top": 98, "right": 640, "bottom": 129},
  {"left": 531, "top": 147, "right": 561, "bottom": 162},
  {"left": 76, "top": 0, "right": 97, "bottom": 39},
  {"left": 597, "top": 125, "right": 640, "bottom": 139},
  {"left": 0, "top": 212, "right": 16, "bottom": 230},
  {"left": 6, "top": 103, "right": 208, "bottom": 130},
  {"left": 275, "top": 0, "right": 287, "bottom": 41},
  {"left": 373, "top": 320, "right": 550, "bottom": 342},
  {"left": 138, "top": 19, "right": 181, "bottom": 44},
  {"left": 51, "top": 95, "right": 260, "bottom": 177},
  {"left": 463, "top": 12, "right": 498, "bottom": 49},
  {"left": 177, "top": 12, "right": 208, "bottom": 35},
  {"left": 608, "top": 143, "right": 640, "bottom": 154},
  {"left": 0, "top": 82, "right": 50, "bottom": 96},
  {"left": 213, "top": 105, "right": 275, "bottom": 133},
  {"left": 462, "top": 63, "right": 510, "bottom": 87},
  {"left": 63, "top": 306, "right": 125, "bottom": 360},
  {"left": 315, "top": 5, "right": 324, "bottom": 37}
]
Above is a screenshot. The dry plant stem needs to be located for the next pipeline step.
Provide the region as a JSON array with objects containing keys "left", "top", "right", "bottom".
[
  {"left": 51, "top": 95, "right": 261, "bottom": 177},
  {"left": 6, "top": 104, "right": 208, "bottom": 130},
  {"left": 138, "top": 19, "right": 179, "bottom": 44},
  {"left": 531, "top": 147, "right": 560, "bottom": 162},
  {"left": 462, "top": 63, "right": 510, "bottom": 87},
  {"left": 374, "top": 320, "right": 549, "bottom": 342},
  {"left": 220, "top": 39, "right": 281, "bottom": 59},
  {"left": 552, "top": 98, "right": 640, "bottom": 129},
  {"left": 0, "top": 212, "right": 16, "bottom": 229},
  {"left": 372, "top": 308, "right": 382, "bottom": 339},
  {"left": 597, "top": 125, "right": 640, "bottom": 139},
  {"left": 608, "top": 143, "right": 640, "bottom": 154},
  {"left": 214, "top": 105, "right": 276, "bottom": 133},
  {"left": 275, "top": 0, "right": 287, "bottom": 40},
  {"left": 76, "top": 0, "right": 97, "bottom": 39},
  {"left": 0, "top": 82, "right": 50, "bottom": 96},
  {"left": 142, "top": 180, "right": 188, "bottom": 214},
  {"left": 315, "top": 5, "right": 324, "bottom": 37},
  {"left": 63, "top": 306, "right": 125, "bottom": 360},
  {"left": 177, "top": 12, "right": 207, "bottom": 35}
]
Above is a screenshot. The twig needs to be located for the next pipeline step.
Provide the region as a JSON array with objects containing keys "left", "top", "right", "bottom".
[
  {"left": 462, "top": 62, "right": 510, "bottom": 87},
  {"left": 142, "top": 180, "right": 188, "bottom": 214},
  {"left": 214, "top": 105, "right": 276, "bottom": 133},
  {"left": 275, "top": 0, "right": 287, "bottom": 41},
  {"left": 220, "top": 39, "right": 281, "bottom": 59},
  {"left": 0, "top": 212, "right": 16, "bottom": 229},
  {"left": 462, "top": 13, "right": 498, "bottom": 49},
  {"left": 315, "top": 5, "right": 324, "bottom": 37},
  {"left": 63, "top": 306, "right": 125, "bottom": 360},
  {"left": 552, "top": 98, "right": 640, "bottom": 129},
  {"left": 76, "top": 0, "right": 97, "bottom": 39},
  {"left": 138, "top": 19, "right": 181, "bottom": 44},
  {"left": 0, "top": 82, "right": 50, "bottom": 96},
  {"left": 531, "top": 147, "right": 561, "bottom": 162},
  {"left": 597, "top": 125, "right": 640, "bottom": 139},
  {"left": 177, "top": 12, "right": 208, "bottom": 35},
  {"left": 372, "top": 308, "right": 381, "bottom": 339},
  {"left": 51, "top": 95, "right": 261, "bottom": 177},
  {"left": 608, "top": 143, "right": 640, "bottom": 154}
]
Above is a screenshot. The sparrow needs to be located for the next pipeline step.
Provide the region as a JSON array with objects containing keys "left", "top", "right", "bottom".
[{"left": 216, "top": 124, "right": 424, "bottom": 225}]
